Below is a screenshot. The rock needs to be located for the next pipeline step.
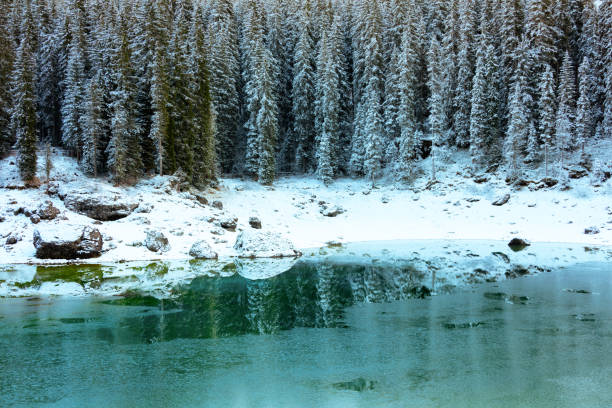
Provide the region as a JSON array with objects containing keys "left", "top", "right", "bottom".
[
  {"left": 134, "top": 202, "right": 153, "bottom": 214},
  {"left": 220, "top": 216, "right": 238, "bottom": 232},
  {"left": 210, "top": 227, "right": 226, "bottom": 236},
  {"left": 212, "top": 200, "right": 224, "bottom": 210},
  {"left": 126, "top": 240, "right": 142, "bottom": 247},
  {"left": 233, "top": 230, "right": 301, "bottom": 258},
  {"left": 540, "top": 177, "right": 558, "bottom": 187},
  {"left": 492, "top": 194, "right": 510, "bottom": 206},
  {"left": 381, "top": 196, "right": 390, "bottom": 204},
  {"left": 132, "top": 216, "right": 151, "bottom": 225},
  {"left": 0, "top": 215, "right": 4, "bottom": 222},
  {"left": 189, "top": 240, "right": 218, "bottom": 259},
  {"left": 249, "top": 216, "right": 262, "bottom": 229},
  {"left": 29, "top": 214, "right": 40, "bottom": 224},
  {"left": 508, "top": 238, "right": 531, "bottom": 252},
  {"left": 144, "top": 230, "right": 171, "bottom": 253},
  {"left": 320, "top": 205, "right": 346, "bottom": 217},
  {"left": 36, "top": 200, "right": 60, "bottom": 220},
  {"left": 333, "top": 378, "right": 377, "bottom": 392},
  {"left": 194, "top": 193, "right": 208, "bottom": 206},
  {"left": 584, "top": 226, "right": 600, "bottom": 235},
  {"left": 568, "top": 166, "right": 588, "bottom": 179},
  {"left": 465, "top": 197, "right": 480, "bottom": 203},
  {"left": 492, "top": 252, "right": 510, "bottom": 264},
  {"left": 64, "top": 193, "right": 138, "bottom": 221},
  {"left": 6, "top": 235, "right": 19, "bottom": 245},
  {"left": 33, "top": 226, "right": 103, "bottom": 259},
  {"left": 474, "top": 176, "right": 489, "bottom": 184}
]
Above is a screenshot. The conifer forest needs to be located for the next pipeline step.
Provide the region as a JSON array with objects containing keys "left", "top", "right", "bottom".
[{"left": 1, "top": 0, "right": 612, "bottom": 187}]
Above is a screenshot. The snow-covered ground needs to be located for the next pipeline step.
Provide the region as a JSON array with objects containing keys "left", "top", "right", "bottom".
[{"left": 1, "top": 144, "right": 612, "bottom": 266}]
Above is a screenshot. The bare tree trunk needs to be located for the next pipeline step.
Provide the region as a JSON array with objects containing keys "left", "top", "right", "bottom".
[{"left": 545, "top": 144, "right": 548, "bottom": 178}]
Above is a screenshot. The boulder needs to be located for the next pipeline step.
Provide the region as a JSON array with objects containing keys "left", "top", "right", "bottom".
[
  {"left": 64, "top": 193, "right": 138, "bottom": 221},
  {"left": 508, "top": 238, "right": 531, "bottom": 252},
  {"left": 36, "top": 200, "right": 60, "bottom": 220},
  {"left": 212, "top": 200, "right": 224, "bottom": 210},
  {"left": 189, "top": 240, "right": 218, "bottom": 259},
  {"left": 584, "top": 226, "right": 600, "bottom": 235},
  {"left": 249, "top": 216, "right": 262, "bottom": 229},
  {"left": 492, "top": 194, "right": 510, "bottom": 206},
  {"left": 33, "top": 226, "right": 103, "bottom": 259},
  {"left": 220, "top": 216, "right": 238, "bottom": 232},
  {"left": 568, "top": 166, "right": 588, "bottom": 179},
  {"left": 145, "top": 230, "right": 171, "bottom": 253},
  {"left": 320, "top": 205, "right": 346, "bottom": 217},
  {"left": 29, "top": 214, "right": 40, "bottom": 224},
  {"left": 6, "top": 234, "right": 20, "bottom": 245},
  {"left": 233, "top": 230, "right": 301, "bottom": 258}
]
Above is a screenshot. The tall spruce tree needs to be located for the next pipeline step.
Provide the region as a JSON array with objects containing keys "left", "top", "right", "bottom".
[
  {"left": 0, "top": 1, "right": 15, "bottom": 157},
  {"left": 538, "top": 65, "right": 556, "bottom": 177},
  {"left": 555, "top": 51, "right": 576, "bottom": 168},
  {"left": 12, "top": 0, "right": 38, "bottom": 182}
]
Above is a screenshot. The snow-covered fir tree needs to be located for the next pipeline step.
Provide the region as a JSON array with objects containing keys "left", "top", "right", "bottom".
[
  {"left": 575, "top": 56, "right": 593, "bottom": 157},
  {"left": 0, "top": 1, "right": 15, "bottom": 157},
  {"left": 555, "top": 51, "right": 576, "bottom": 168},
  {"left": 538, "top": 65, "right": 557, "bottom": 177},
  {"left": 292, "top": 2, "right": 316, "bottom": 173},
  {"left": 427, "top": 37, "right": 444, "bottom": 180},
  {"left": 12, "top": 0, "right": 38, "bottom": 182}
]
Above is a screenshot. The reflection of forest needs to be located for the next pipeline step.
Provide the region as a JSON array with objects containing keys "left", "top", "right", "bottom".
[{"left": 116, "top": 260, "right": 430, "bottom": 343}]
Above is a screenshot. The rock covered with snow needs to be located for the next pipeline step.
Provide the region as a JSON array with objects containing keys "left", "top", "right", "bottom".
[
  {"left": 64, "top": 193, "right": 139, "bottom": 221},
  {"left": 189, "top": 240, "right": 218, "bottom": 259},
  {"left": 36, "top": 201, "right": 60, "bottom": 220},
  {"left": 492, "top": 194, "right": 510, "bottom": 206},
  {"left": 320, "top": 205, "right": 346, "bottom": 217},
  {"left": 584, "top": 226, "right": 600, "bottom": 235},
  {"left": 219, "top": 216, "right": 238, "bottom": 232},
  {"left": 233, "top": 230, "right": 301, "bottom": 258},
  {"left": 249, "top": 216, "right": 262, "bottom": 229},
  {"left": 33, "top": 226, "right": 103, "bottom": 259},
  {"left": 145, "top": 230, "right": 171, "bottom": 253}
]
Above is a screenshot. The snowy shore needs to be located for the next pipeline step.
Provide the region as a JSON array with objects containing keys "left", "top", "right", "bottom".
[{"left": 1, "top": 149, "right": 612, "bottom": 266}]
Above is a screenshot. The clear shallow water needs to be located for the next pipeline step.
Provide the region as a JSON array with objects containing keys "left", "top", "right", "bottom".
[{"left": 1, "top": 260, "right": 611, "bottom": 407}]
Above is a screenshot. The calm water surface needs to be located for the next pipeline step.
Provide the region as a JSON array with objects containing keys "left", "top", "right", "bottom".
[{"left": 1, "top": 259, "right": 611, "bottom": 407}]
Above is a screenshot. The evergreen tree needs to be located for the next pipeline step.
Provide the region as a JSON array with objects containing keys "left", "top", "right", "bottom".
[
  {"left": 208, "top": 0, "right": 240, "bottom": 173},
  {"left": 61, "top": 17, "right": 87, "bottom": 159},
  {"left": 396, "top": 27, "right": 420, "bottom": 180},
  {"left": 555, "top": 51, "right": 576, "bottom": 168},
  {"left": 575, "top": 56, "right": 593, "bottom": 157},
  {"left": 191, "top": 8, "right": 217, "bottom": 187},
  {"left": 505, "top": 80, "right": 529, "bottom": 176},
  {"left": 12, "top": 0, "right": 38, "bottom": 182},
  {"left": 603, "top": 0, "right": 612, "bottom": 139},
  {"left": 0, "top": 1, "right": 15, "bottom": 157},
  {"left": 428, "top": 37, "right": 444, "bottom": 180},
  {"left": 148, "top": 45, "right": 170, "bottom": 176},
  {"left": 453, "top": 0, "right": 476, "bottom": 148},
  {"left": 255, "top": 40, "right": 279, "bottom": 185},
  {"left": 82, "top": 70, "right": 105, "bottom": 177},
  {"left": 316, "top": 29, "right": 341, "bottom": 185},
  {"left": 107, "top": 7, "right": 141, "bottom": 183},
  {"left": 292, "top": 3, "right": 316, "bottom": 173},
  {"left": 538, "top": 65, "right": 556, "bottom": 177}
]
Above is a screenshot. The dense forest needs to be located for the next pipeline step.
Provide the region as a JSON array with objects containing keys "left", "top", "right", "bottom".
[{"left": 1, "top": 0, "right": 611, "bottom": 187}]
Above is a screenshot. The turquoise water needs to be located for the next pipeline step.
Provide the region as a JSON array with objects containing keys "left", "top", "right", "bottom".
[{"left": 1, "top": 259, "right": 611, "bottom": 407}]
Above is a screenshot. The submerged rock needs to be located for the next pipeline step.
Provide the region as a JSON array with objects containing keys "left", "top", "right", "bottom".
[
  {"left": 508, "top": 238, "right": 531, "bottom": 252},
  {"left": 233, "top": 230, "right": 301, "bottom": 258},
  {"left": 333, "top": 378, "right": 377, "bottom": 392},
  {"left": 189, "top": 240, "right": 218, "bottom": 259},
  {"left": 64, "top": 193, "right": 138, "bottom": 221},
  {"left": 145, "top": 230, "right": 171, "bottom": 253},
  {"left": 33, "top": 226, "right": 103, "bottom": 259}
]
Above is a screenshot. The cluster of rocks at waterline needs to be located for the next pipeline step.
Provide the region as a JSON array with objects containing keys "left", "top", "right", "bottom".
[{"left": 33, "top": 226, "right": 103, "bottom": 259}]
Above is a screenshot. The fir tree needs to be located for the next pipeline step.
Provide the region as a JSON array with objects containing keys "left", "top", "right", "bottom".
[
  {"left": 538, "top": 65, "right": 556, "bottom": 177},
  {"left": 12, "top": 0, "right": 38, "bottom": 182},
  {"left": 82, "top": 70, "right": 105, "bottom": 177},
  {"left": 148, "top": 45, "right": 170, "bottom": 177},
  {"left": 453, "top": 0, "right": 476, "bottom": 148},
  {"left": 505, "top": 80, "right": 529, "bottom": 177},
  {"left": 428, "top": 37, "right": 444, "bottom": 180},
  {"left": 575, "top": 56, "right": 593, "bottom": 157},
  {"left": 292, "top": 4, "right": 316, "bottom": 173},
  {"left": 0, "top": 2, "right": 15, "bottom": 157},
  {"left": 555, "top": 51, "right": 576, "bottom": 168},
  {"left": 191, "top": 9, "right": 217, "bottom": 187}
]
